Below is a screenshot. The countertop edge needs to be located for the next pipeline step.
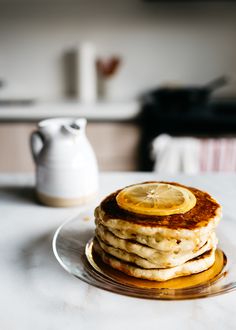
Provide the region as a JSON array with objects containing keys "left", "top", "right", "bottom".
[{"left": 0, "top": 100, "right": 140, "bottom": 122}]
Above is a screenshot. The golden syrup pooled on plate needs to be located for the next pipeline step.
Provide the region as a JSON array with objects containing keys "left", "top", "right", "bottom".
[{"left": 87, "top": 241, "right": 226, "bottom": 290}]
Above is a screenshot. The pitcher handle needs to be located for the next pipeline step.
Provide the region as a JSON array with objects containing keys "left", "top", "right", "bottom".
[{"left": 30, "top": 131, "right": 44, "bottom": 163}]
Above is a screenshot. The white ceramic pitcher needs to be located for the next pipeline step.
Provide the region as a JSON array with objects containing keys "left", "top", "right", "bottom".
[{"left": 30, "top": 118, "right": 98, "bottom": 207}]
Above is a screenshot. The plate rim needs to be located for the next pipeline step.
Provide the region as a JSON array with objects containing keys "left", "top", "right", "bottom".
[{"left": 52, "top": 214, "right": 236, "bottom": 300}]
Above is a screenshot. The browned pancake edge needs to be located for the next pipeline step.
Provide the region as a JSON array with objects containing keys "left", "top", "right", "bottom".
[{"left": 98, "top": 181, "right": 221, "bottom": 230}]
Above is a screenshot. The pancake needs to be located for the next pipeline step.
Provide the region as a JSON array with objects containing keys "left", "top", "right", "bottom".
[
  {"left": 95, "top": 233, "right": 217, "bottom": 269},
  {"left": 97, "top": 221, "right": 210, "bottom": 252},
  {"left": 107, "top": 226, "right": 210, "bottom": 252},
  {"left": 96, "top": 224, "right": 217, "bottom": 268},
  {"left": 93, "top": 239, "right": 216, "bottom": 282},
  {"left": 93, "top": 181, "right": 222, "bottom": 281},
  {"left": 95, "top": 182, "right": 221, "bottom": 240}
]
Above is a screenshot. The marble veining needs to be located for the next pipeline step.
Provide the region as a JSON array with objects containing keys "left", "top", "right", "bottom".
[{"left": 0, "top": 172, "right": 236, "bottom": 330}]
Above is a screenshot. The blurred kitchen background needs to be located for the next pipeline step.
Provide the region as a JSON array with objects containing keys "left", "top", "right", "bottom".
[{"left": 1, "top": 0, "right": 236, "bottom": 173}]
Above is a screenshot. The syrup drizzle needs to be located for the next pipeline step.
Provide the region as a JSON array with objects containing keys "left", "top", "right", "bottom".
[{"left": 90, "top": 245, "right": 226, "bottom": 290}]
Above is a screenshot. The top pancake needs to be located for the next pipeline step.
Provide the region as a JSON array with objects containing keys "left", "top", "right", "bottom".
[{"left": 96, "top": 182, "right": 221, "bottom": 238}]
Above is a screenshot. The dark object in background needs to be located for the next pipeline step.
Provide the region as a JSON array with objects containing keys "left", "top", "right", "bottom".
[
  {"left": 62, "top": 50, "right": 78, "bottom": 98},
  {"left": 0, "top": 99, "right": 35, "bottom": 106},
  {"left": 137, "top": 77, "right": 236, "bottom": 171},
  {"left": 0, "top": 80, "right": 5, "bottom": 88},
  {"left": 96, "top": 56, "right": 121, "bottom": 78},
  {"left": 96, "top": 56, "right": 122, "bottom": 99},
  {"left": 142, "top": 76, "right": 228, "bottom": 114}
]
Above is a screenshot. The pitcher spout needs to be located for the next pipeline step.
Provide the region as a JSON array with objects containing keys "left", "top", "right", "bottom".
[{"left": 63, "top": 118, "right": 87, "bottom": 136}]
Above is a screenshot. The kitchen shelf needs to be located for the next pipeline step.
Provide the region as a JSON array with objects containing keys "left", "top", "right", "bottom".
[{"left": 0, "top": 100, "right": 140, "bottom": 122}]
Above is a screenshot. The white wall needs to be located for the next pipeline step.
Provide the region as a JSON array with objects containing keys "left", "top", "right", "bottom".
[{"left": 0, "top": 0, "right": 236, "bottom": 101}]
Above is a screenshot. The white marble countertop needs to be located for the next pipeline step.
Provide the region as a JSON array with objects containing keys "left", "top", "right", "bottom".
[
  {"left": 0, "top": 100, "right": 139, "bottom": 122},
  {"left": 1, "top": 172, "right": 236, "bottom": 330}
]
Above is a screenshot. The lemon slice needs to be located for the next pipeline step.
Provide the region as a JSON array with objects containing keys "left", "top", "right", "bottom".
[{"left": 116, "top": 182, "right": 196, "bottom": 216}]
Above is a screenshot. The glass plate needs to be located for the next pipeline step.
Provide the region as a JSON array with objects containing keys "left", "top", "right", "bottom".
[{"left": 52, "top": 213, "right": 236, "bottom": 300}]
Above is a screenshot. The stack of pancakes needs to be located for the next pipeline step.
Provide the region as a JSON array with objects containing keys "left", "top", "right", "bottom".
[{"left": 93, "top": 182, "right": 222, "bottom": 281}]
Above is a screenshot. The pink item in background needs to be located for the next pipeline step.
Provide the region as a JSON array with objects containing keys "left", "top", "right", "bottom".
[
  {"left": 152, "top": 134, "right": 236, "bottom": 174},
  {"left": 200, "top": 138, "right": 236, "bottom": 172}
]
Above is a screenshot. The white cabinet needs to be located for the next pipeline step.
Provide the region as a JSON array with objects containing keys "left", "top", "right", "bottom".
[
  {"left": 0, "top": 123, "right": 36, "bottom": 172},
  {"left": 87, "top": 122, "right": 139, "bottom": 171}
]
